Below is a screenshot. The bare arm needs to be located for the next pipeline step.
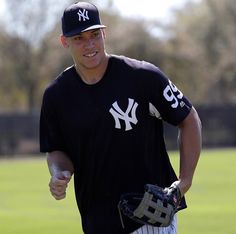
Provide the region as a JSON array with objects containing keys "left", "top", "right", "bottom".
[
  {"left": 177, "top": 107, "right": 202, "bottom": 195},
  {"left": 47, "top": 151, "right": 74, "bottom": 200}
]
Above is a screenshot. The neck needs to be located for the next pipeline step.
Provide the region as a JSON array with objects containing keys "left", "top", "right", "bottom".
[{"left": 75, "top": 54, "right": 110, "bottom": 85}]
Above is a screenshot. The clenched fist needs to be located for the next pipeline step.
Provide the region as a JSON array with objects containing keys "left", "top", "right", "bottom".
[{"left": 49, "top": 171, "right": 72, "bottom": 200}]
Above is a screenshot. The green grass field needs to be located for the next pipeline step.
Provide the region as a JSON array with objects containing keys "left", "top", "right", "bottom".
[{"left": 0, "top": 148, "right": 235, "bottom": 234}]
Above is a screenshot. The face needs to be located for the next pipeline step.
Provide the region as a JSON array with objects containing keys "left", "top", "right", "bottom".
[{"left": 61, "top": 29, "right": 107, "bottom": 71}]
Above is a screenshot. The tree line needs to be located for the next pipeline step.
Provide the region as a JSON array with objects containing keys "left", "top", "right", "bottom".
[{"left": 0, "top": 0, "right": 235, "bottom": 113}]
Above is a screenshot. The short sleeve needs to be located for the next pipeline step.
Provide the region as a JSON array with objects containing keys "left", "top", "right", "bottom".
[
  {"left": 39, "top": 89, "right": 66, "bottom": 153},
  {"left": 148, "top": 68, "right": 192, "bottom": 126}
]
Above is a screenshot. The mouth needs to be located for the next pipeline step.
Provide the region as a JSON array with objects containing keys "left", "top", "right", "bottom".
[{"left": 84, "top": 51, "right": 98, "bottom": 58}]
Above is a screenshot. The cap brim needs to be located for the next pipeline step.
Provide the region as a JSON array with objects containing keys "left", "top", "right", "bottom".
[{"left": 64, "top": 25, "right": 106, "bottom": 37}]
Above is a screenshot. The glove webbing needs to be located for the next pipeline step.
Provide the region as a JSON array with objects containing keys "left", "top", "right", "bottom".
[{"left": 133, "top": 191, "right": 174, "bottom": 226}]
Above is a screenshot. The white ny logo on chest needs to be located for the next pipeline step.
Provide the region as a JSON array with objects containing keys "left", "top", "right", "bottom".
[
  {"left": 109, "top": 98, "right": 138, "bottom": 131},
  {"left": 77, "top": 9, "right": 89, "bottom": 21}
]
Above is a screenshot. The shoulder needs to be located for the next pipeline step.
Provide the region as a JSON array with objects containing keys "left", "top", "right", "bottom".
[
  {"left": 43, "top": 66, "right": 76, "bottom": 100},
  {"left": 110, "top": 55, "right": 158, "bottom": 71},
  {"left": 110, "top": 55, "right": 171, "bottom": 90},
  {"left": 45, "top": 66, "right": 75, "bottom": 92},
  {"left": 110, "top": 55, "right": 167, "bottom": 80}
]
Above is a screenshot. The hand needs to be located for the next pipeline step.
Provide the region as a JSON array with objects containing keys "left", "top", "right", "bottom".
[
  {"left": 172, "top": 179, "right": 192, "bottom": 197},
  {"left": 49, "top": 171, "right": 72, "bottom": 200}
]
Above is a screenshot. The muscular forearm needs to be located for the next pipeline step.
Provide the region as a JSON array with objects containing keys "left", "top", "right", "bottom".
[
  {"left": 47, "top": 151, "right": 74, "bottom": 200},
  {"left": 47, "top": 151, "right": 74, "bottom": 176},
  {"left": 177, "top": 107, "right": 202, "bottom": 195}
]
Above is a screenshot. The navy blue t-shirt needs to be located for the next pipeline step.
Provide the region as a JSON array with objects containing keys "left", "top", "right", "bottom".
[{"left": 40, "top": 55, "right": 192, "bottom": 234}]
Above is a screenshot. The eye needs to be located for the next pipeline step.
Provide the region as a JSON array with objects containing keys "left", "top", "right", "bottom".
[
  {"left": 92, "top": 30, "right": 101, "bottom": 38},
  {"left": 73, "top": 35, "right": 82, "bottom": 41}
]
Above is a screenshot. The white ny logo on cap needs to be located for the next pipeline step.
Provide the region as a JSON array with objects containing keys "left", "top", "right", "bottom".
[{"left": 77, "top": 9, "right": 89, "bottom": 21}]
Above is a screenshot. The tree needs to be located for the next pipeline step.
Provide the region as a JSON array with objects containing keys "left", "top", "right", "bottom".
[
  {"left": 2, "top": 0, "right": 70, "bottom": 113},
  {"left": 0, "top": 31, "right": 26, "bottom": 111},
  {"left": 204, "top": 0, "right": 236, "bottom": 103},
  {"left": 165, "top": 0, "right": 236, "bottom": 104}
]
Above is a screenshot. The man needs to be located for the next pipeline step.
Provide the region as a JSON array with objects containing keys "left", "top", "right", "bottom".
[{"left": 40, "top": 2, "right": 202, "bottom": 234}]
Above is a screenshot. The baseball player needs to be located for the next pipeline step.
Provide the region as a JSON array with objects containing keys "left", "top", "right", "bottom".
[{"left": 40, "top": 2, "right": 202, "bottom": 234}]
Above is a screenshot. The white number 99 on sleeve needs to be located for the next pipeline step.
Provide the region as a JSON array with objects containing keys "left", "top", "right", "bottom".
[{"left": 163, "top": 80, "right": 183, "bottom": 108}]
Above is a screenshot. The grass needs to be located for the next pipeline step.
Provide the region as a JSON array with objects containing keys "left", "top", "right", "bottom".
[
  {"left": 0, "top": 157, "right": 81, "bottom": 234},
  {"left": 0, "top": 148, "right": 235, "bottom": 234},
  {"left": 170, "top": 148, "right": 236, "bottom": 234}
]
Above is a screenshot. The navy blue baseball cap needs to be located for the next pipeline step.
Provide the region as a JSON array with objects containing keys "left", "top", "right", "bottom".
[{"left": 62, "top": 2, "right": 106, "bottom": 37}]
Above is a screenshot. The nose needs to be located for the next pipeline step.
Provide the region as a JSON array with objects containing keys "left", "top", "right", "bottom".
[{"left": 84, "top": 38, "right": 95, "bottom": 49}]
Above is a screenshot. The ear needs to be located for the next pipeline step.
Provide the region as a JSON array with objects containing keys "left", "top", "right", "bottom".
[{"left": 60, "top": 35, "right": 69, "bottom": 48}]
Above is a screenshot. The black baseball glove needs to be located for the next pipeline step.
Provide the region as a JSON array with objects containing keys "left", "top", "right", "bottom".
[{"left": 118, "top": 182, "right": 182, "bottom": 228}]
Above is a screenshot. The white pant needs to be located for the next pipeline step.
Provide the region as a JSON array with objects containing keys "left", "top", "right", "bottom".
[{"left": 131, "top": 215, "right": 177, "bottom": 234}]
